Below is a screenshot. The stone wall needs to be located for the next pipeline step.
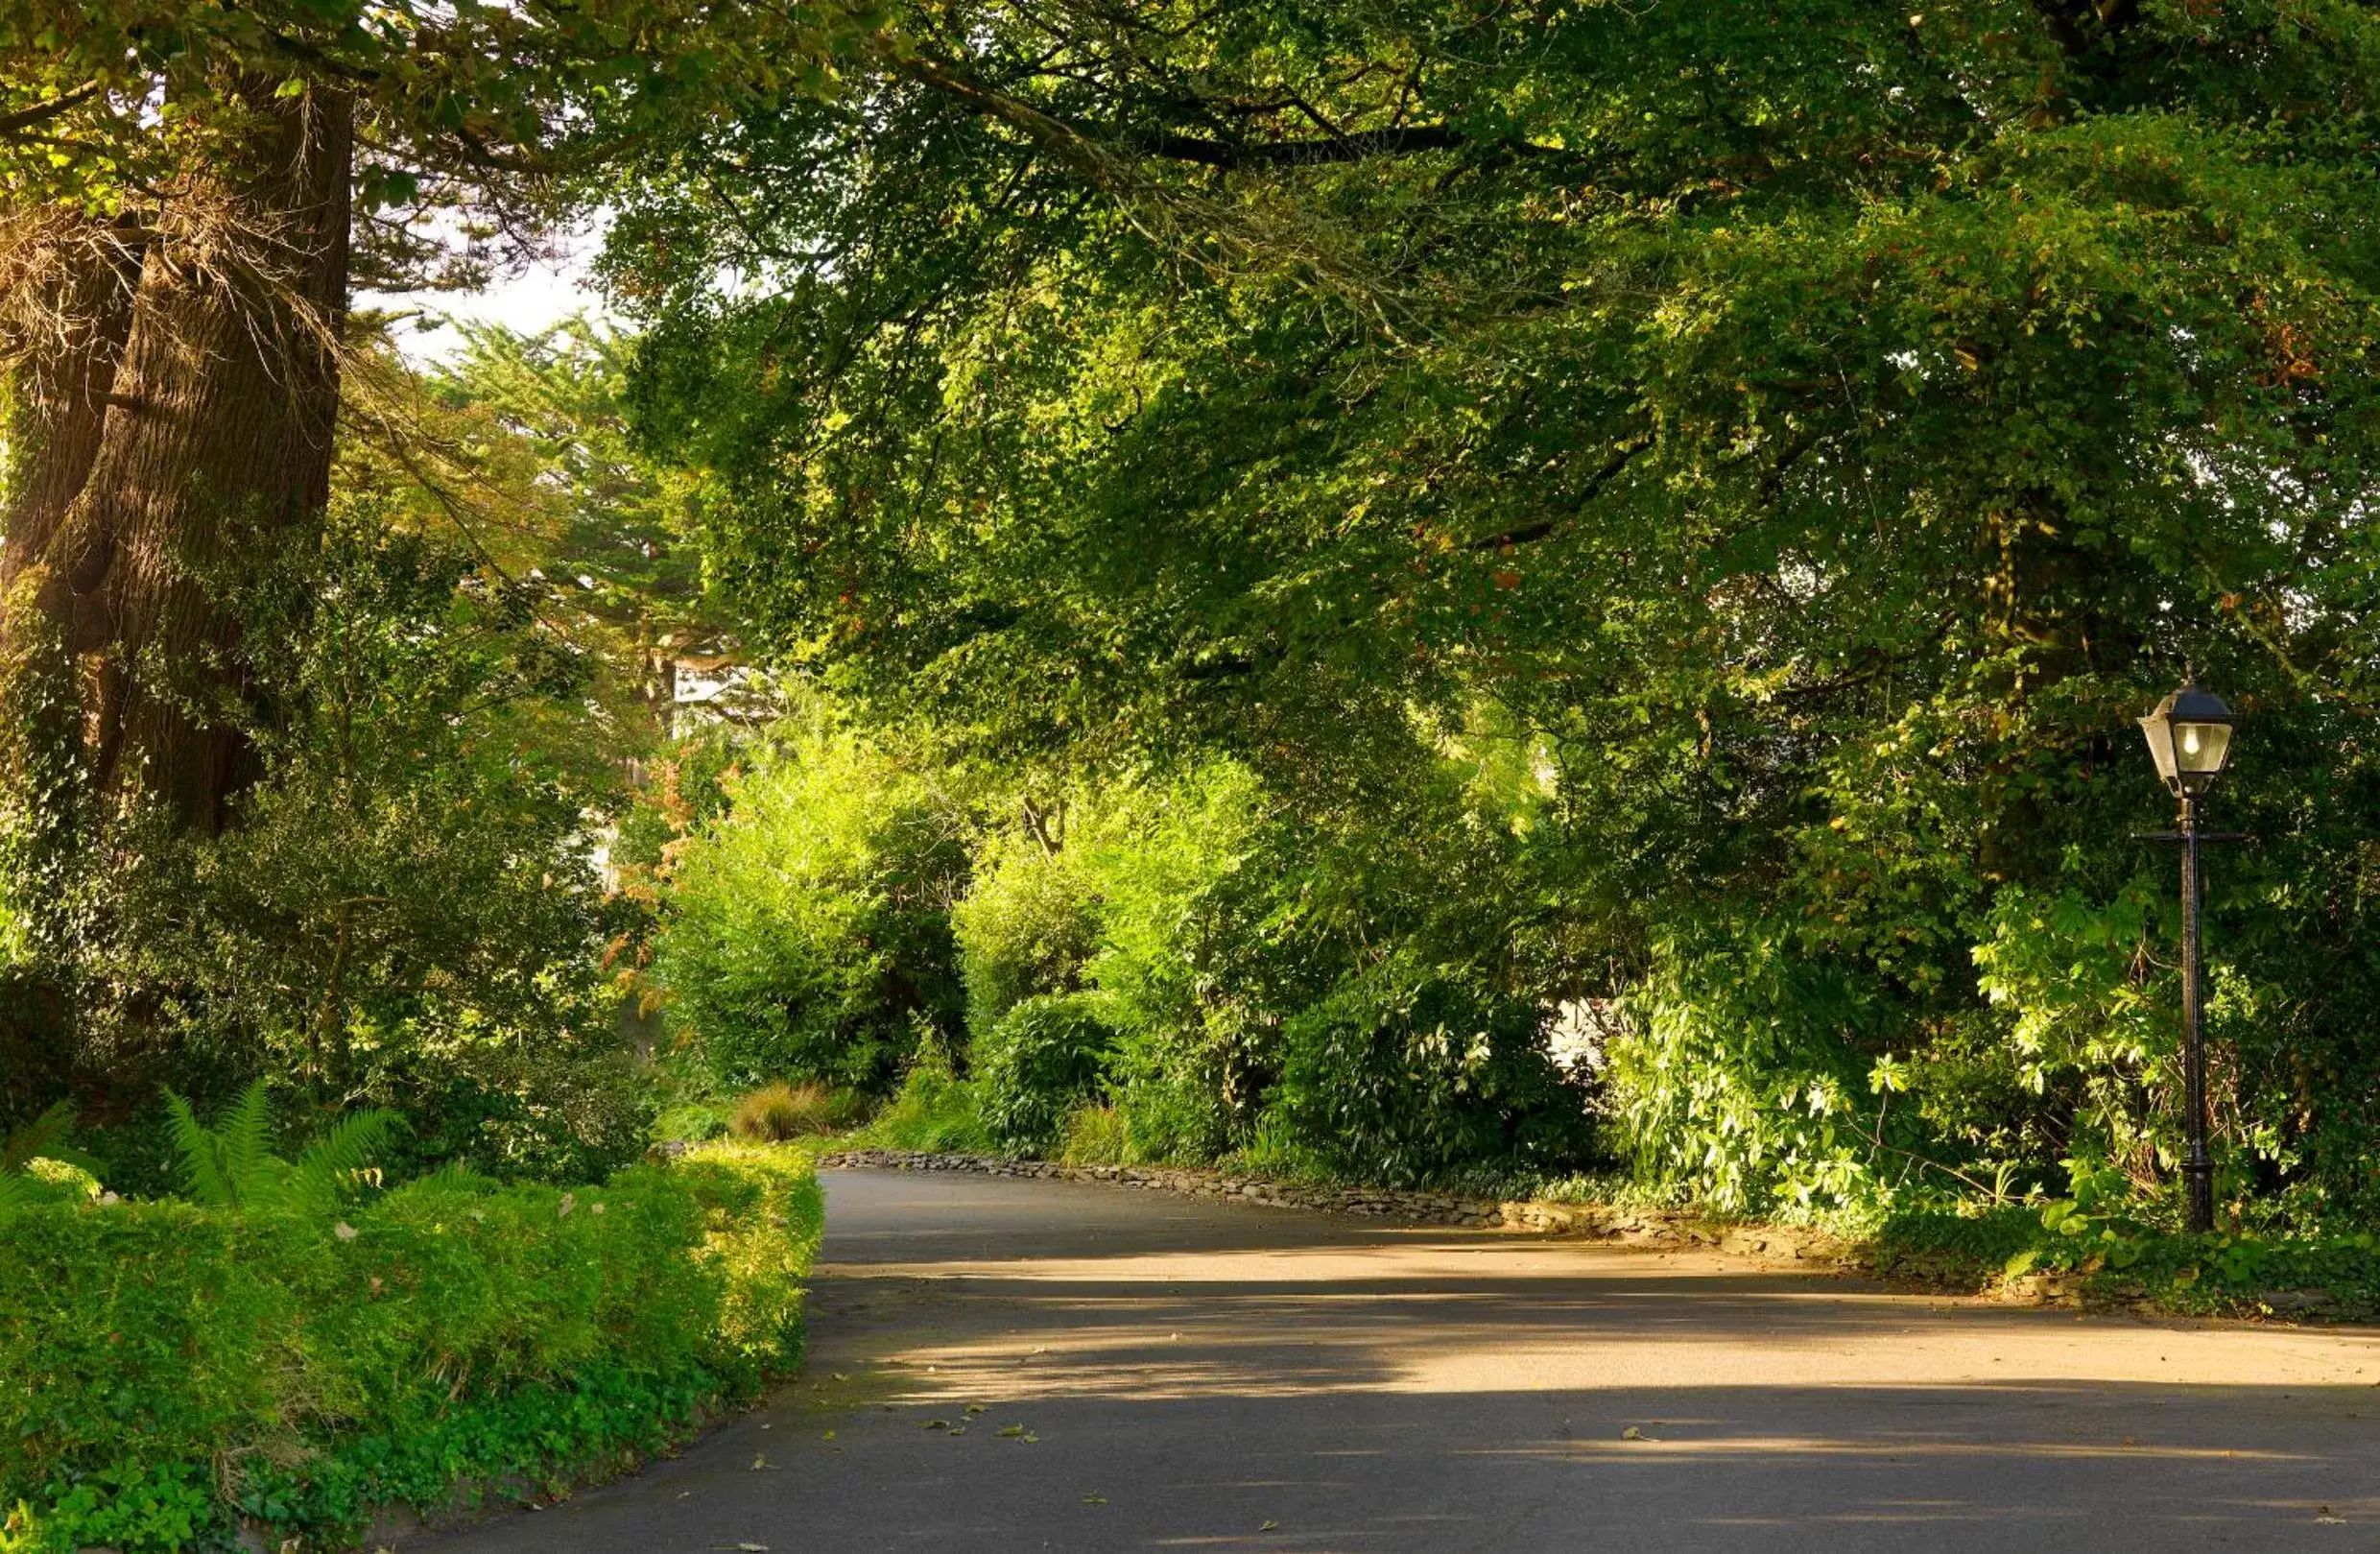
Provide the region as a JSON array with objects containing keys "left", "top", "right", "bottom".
[{"left": 818, "top": 1148, "right": 1844, "bottom": 1266}]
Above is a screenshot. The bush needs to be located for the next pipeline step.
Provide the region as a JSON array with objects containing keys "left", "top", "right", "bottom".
[
  {"left": 729, "top": 1081, "right": 863, "bottom": 1141},
  {"left": 952, "top": 829, "right": 1101, "bottom": 1037},
  {"left": 1270, "top": 954, "right": 1595, "bottom": 1187},
  {"left": 1604, "top": 929, "right": 1890, "bottom": 1218},
  {"left": 1070, "top": 765, "right": 1273, "bottom": 1164},
  {"left": 851, "top": 1062, "right": 993, "bottom": 1155},
  {"left": 0, "top": 518, "right": 654, "bottom": 1187},
  {"left": 0, "top": 1143, "right": 820, "bottom": 1553},
  {"left": 976, "top": 993, "right": 1119, "bottom": 1155},
  {"left": 653, "top": 724, "right": 969, "bottom": 1092}
]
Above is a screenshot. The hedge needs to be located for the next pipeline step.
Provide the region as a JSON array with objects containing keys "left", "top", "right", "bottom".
[{"left": 0, "top": 1143, "right": 821, "bottom": 1552}]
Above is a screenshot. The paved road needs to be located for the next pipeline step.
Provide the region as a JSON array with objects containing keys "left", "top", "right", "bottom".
[{"left": 425, "top": 1167, "right": 2380, "bottom": 1552}]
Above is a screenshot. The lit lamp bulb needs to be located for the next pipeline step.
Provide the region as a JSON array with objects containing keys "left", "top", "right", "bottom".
[{"left": 2182, "top": 727, "right": 2202, "bottom": 757}]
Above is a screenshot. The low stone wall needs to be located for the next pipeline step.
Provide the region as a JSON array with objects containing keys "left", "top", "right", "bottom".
[{"left": 819, "top": 1148, "right": 1844, "bottom": 1266}]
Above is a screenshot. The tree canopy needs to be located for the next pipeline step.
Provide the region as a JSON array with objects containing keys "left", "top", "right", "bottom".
[{"left": 609, "top": 0, "right": 2380, "bottom": 1212}]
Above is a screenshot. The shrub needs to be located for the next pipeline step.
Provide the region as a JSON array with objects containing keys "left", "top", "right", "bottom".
[
  {"left": 0, "top": 1143, "right": 820, "bottom": 1553},
  {"left": 0, "top": 518, "right": 655, "bottom": 1189},
  {"left": 976, "top": 993, "right": 1119, "bottom": 1155},
  {"left": 1605, "top": 928, "right": 1892, "bottom": 1218},
  {"left": 1270, "top": 954, "right": 1595, "bottom": 1187},
  {"left": 729, "top": 1081, "right": 863, "bottom": 1141},
  {"left": 653, "top": 724, "right": 969, "bottom": 1092},
  {"left": 952, "top": 829, "right": 1100, "bottom": 1036},
  {"left": 853, "top": 1062, "right": 993, "bottom": 1155},
  {"left": 1070, "top": 765, "right": 1273, "bottom": 1163}
]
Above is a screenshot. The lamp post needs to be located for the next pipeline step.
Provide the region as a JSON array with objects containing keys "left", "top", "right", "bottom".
[{"left": 2136, "top": 680, "right": 2240, "bottom": 1234}]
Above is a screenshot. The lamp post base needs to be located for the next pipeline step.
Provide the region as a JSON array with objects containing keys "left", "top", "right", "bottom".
[{"left": 2184, "top": 1159, "right": 2214, "bottom": 1235}]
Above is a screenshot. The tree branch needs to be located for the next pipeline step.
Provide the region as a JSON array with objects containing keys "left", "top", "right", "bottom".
[
  {"left": 1129, "top": 124, "right": 1469, "bottom": 169},
  {"left": 0, "top": 82, "right": 103, "bottom": 137},
  {"left": 1467, "top": 435, "right": 1653, "bottom": 550}
]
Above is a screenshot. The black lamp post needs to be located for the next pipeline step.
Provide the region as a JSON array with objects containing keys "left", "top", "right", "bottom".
[{"left": 2136, "top": 680, "right": 2240, "bottom": 1234}]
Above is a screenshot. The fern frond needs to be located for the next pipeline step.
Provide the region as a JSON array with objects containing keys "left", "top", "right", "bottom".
[
  {"left": 163, "top": 1088, "right": 237, "bottom": 1207},
  {"left": 288, "top": 1109, "right": 400, "bottom": 1212},
  {"left": 3, "top": 1101, "right": 79, "bottom": 1173},
  {"left": 222, "top": 1081, "right": 276, "bottom": 1199},
  {"left": 0, "top": 1171, "right": 35, "bottom": 1217}
]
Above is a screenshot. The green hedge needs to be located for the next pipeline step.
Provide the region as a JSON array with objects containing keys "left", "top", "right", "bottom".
[{"left": 0, "top": 1143, "right": 821, "bottom": 1553}]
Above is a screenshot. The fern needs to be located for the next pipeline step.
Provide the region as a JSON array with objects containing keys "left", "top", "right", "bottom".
[
  {"left": 4, "top": 1101, "right": 84, "bottom": 1174},
  {"left": 286, "top": 1109, "right": 400, "bottom": 1213},
  {"left": 164, "top": 1083, "right": 396, "bottom": 1214},
  {"left": 164, "top": 1087, "right": 246, "bottom": 1207},
  {"left": 0, "top": 1101, "right": 104, "bottom": 1217}
]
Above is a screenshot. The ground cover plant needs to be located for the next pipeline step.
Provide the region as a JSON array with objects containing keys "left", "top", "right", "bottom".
[{"left": 0, "top": 1110, "right": 820, "bottom": 1554}]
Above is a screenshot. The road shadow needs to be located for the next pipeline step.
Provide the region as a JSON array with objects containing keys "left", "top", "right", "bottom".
[{"left": 415, "top": 1168, "right": 2380, "bottom": 1554}]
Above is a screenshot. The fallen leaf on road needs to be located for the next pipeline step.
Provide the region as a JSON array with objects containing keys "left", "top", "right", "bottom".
[
  {"left": 997, "top": 1423, "right": 1027, "bottom": 1438},
  {"left": 821, "top": 1430, "right": 836, "bottom": 1442},
  {"left": 1620, "top": 1426, "right": 1642, "bottom": 1441},
  {"left": 750, "top": 1453, "right": 772, "bottom": 1470},
  {"left": 965, "top": 1403, "right": 988, "bottom": 1415},
  {"left": 949, "top": 1425, "right": 967, "bottom": 1436},
  {"left": 922, "top": 1420, "right": 951, "bottom": 1431},
  {"left": 1260, "top": 1520, "right": 1279, "bottom": 1532},
  {"left": 1081, "top": 1494, "right": 1107, "bottom": 1505}
]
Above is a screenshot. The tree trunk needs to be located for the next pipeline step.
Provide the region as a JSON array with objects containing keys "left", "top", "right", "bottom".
[
  {"left": 0, "top": 223, "right": 143, "bottom": 865},
  {"left": 0, "top": 222, "right": 142, "bottom": 607},
  {"left": 2, "top": 83, "right": 352, "bottom": 836}
]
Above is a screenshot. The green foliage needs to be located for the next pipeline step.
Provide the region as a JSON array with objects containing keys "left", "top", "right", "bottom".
[
  {"left": 1059, "top": 1103, "right": 1129, "bottom": 1167},
  {"left": 1873, "top": 1159, "right": 2380, "bottom": 1318},
  {"left": 1606, "top": 931, "right": 1891, "bottom": 1218},
  {"left": 0, "top": 511, "right": 654, "bottom": 1185},
  {"left": 653, "top": 716, "right": 971, "bottom": 1091},
  {"left": 951, "top": 826, "right": 1100, "bottom": 1036},
  {"left": 850, "top": 1064, "right": 994, "bottom": 1156},
  {"left": 976, "top": 993, "right": 1119, "bottom": 1156},
  {"left": 160, "top": 1083, "right": 398, "bottom": 1217},
  {"left": 608, "top": 0, "right": 2380, "bottom": 1234},
  {"left": 0, "top": 1144, "right": 820, "bottom": 1553},
  {"left": 1065, "top": 765, "right": 1273, "bottom": 1165},
  {"left": 728, "top": 1081, "right": 865, "bottom": 1141},
  {"left": 0, "top": 1103, "right": 100, "bottom": 1218},
  {"left": 1271, "top": 955, "right": 1592, "bottom": 1188}
]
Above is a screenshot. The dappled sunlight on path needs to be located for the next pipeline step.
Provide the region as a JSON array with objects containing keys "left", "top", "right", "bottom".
[{"left": 421, "top": 1168, "right": 2380, "bottom": 1553}]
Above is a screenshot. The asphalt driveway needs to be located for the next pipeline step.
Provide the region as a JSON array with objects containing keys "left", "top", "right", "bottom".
[{"left": 419, "top": 1165, "right": 2380, "bottom": 1552}]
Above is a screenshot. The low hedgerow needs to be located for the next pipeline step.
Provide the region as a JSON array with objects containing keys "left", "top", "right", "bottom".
[
  {"left": 0, "top": 1142, "right": 821, "bottom": 1553},
  {"left": 1868, "top": 1182, "right": 2380, "bottom": 1318}
]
